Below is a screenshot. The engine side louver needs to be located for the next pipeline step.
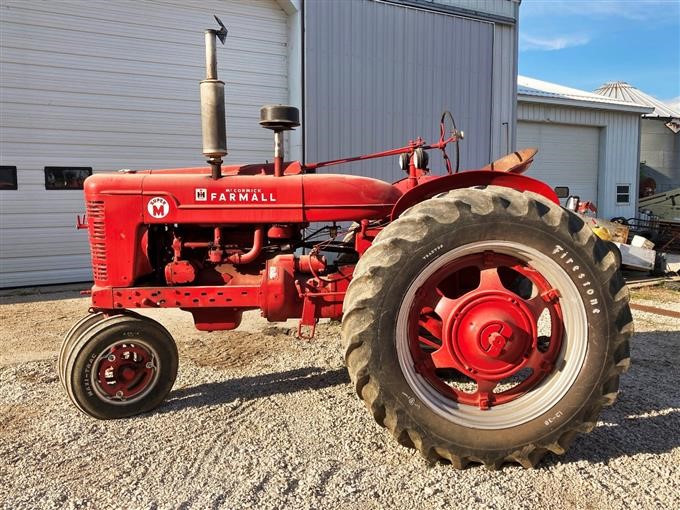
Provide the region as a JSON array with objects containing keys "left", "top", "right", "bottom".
[{"left": 86, "top": 200, "right": 107, "bottom": 282}]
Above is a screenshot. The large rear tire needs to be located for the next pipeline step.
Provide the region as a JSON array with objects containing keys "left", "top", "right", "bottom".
[{"left": 341, "top": 186, "right": 632, "bottom": 468}]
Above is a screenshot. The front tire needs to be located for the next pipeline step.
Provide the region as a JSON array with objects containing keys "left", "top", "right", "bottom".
[
  {"left": 341, "top": 186, "right": 632, "bottom": 468},
  {"left": 60, "top": 313, "right": 178, "bottom": 419},
  {"left": 58, "top": 311, "right": 106, "bottom": 390}
]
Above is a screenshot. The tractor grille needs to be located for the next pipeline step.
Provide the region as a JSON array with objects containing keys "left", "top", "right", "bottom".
[{"left": 86, "top": 200, "right": 108, "bottom": 281}]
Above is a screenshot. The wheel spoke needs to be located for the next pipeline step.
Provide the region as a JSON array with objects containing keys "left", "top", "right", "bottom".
[
  {"left": 430, "top": 345, "right": 460, "bottom": 369},
  {"left": 434, "top": 296, "right": 459, "bottom": 322},
  {"left": 415, "top": 286, "right": 443, "bottom": 310},
  {"left": 473, "top": 379, "right": 498, "bottom": 410},
  {"left": 526, "top": 295, "right": 547, "bottom": 317},
  {"left": 419, "top": 313, "right": 443, "bottom": 340},
  {"left": 478, "top": 266, "right": 504, "bottom": 291},
  {"left": 418, "top": 335, "right": 441, "bottom": 349},
  {"left": 525, "top": 348, "right": 555, "bottom": 375}
]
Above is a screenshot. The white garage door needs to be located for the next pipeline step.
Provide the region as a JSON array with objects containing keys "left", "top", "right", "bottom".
[
  {"left": 517, "top": 122, "right": 600, "bottom": 205},
  {"left": 0, "top": 0, "right": 288, "bottom": 288}
]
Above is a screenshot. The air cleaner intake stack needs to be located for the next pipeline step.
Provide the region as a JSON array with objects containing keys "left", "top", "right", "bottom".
[
  {"left": 259, "top": 105, "right": 300, "bottom": 177},
  {"left": 200, "top": 16, "right": 228, "bottom": 180}
]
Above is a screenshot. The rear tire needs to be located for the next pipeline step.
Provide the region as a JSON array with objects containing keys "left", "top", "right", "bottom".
[
  {"left": 341, "top": 186, "right": 632, "bottom": 468},
  {"left": 605, "top": 241, "right": 623, "bottom": 269},
  {"left": 61, "top": 313, "right": 178, "bottom": 419}
]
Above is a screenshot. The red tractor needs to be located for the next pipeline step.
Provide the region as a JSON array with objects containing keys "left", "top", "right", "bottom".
[{"left": 59, "top": 18, "right": 632, "bottom": 469}]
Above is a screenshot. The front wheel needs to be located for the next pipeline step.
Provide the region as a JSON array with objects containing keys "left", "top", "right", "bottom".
[
  {"left": 342, "top": 186, "right": 632, "bottom": 468},
  {"left": 60, "top": 313, "right": 178, "bottom": 419}
]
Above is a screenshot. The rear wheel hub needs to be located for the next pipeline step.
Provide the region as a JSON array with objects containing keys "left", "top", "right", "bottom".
[
  {"left": 410, "top": 251, "right": 564, "bottom": 410},
  {"left": 442, "top": 291, "right": 535, "bottom": 378}
]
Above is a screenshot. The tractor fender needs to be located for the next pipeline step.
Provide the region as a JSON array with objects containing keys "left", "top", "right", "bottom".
[{"left": 390, "top": 170, "right": 560, "bottom": 220}]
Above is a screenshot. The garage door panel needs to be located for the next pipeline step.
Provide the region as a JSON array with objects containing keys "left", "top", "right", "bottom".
[
  {"left": 0, "top": 2, "right": 288, "bottom": 48},
  {"left": 0, "top": 64, "right": 288, "bottom": 104},
  {"left": 0, "top": 47, "right": 287, "bottom": 84},
  {"left": 0, "top": 267, "right": 92, "bottom": 287},
  {"left": 538, "top": 144, "right": 598, "bottom": 157},
  {"left": 8, "top": 0, "right": 285, "bottom": 25},
  {"left": 517, "top": 121, "right": 600, "bottom": 204}
]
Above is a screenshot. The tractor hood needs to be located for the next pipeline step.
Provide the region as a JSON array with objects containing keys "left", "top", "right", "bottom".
[{"left": 84, "top": 168, "right": 403, "bottom": 225}]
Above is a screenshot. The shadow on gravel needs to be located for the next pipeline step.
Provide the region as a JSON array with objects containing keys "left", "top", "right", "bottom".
[
  {"left": 542, "top": 330, "right": 680, "bottom": 467},
  {"left": 160, "top": 330, "right": 679, "bottom": 466},
  {"left": 162, "top": 366, "right": 350, "bottom": 412}
]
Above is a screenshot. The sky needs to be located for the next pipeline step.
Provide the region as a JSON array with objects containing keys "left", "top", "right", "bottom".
[{"left": 518, "top": 0, "right": 680, "bottom": 110}]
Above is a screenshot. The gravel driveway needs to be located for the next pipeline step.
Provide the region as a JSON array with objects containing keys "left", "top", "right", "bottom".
[{"left": 1, "top": 285, "right": 678, "bottom": 509}]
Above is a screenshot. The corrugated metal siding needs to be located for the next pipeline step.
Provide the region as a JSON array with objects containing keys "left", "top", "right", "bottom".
[
  {"left": 517, "top": 102, "right": 641, "bottom": 219},
  {"left": 304, "top": 0, "right": 494, "bottom": 179},
  {"left": 409, "top": 0, "right": 519, "bottom": 160},
  {"left": 0, "top": 0, "right": 288, "bottom": 287},
  {"left": 640, "top": 119, "right": 680, "bottom": 192},
  {"left": 490, "top": 23, "right": 517, "bottom": 158},
  {"left": 429, "top": 0, "right": 519, "bottom": 20}
]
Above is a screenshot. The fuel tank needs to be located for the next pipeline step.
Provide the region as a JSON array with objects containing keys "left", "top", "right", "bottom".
[{"left": 84, "top": 165, "right": 403, "bottom": 224}]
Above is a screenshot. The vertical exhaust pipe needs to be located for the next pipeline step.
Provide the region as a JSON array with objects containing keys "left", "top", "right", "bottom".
[{"left": 200, "top": 16, "right": 228, "bottom": 179}]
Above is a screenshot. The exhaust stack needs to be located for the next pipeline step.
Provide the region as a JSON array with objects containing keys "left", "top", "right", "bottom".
[{"left": 200, "top": 16, "right": 228, "bottom": 179}]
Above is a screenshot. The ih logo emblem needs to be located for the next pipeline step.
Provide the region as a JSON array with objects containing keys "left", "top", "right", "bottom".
[
  {"left": 147, "top": 197, "right": 170, "bottom": 219},
  {"left": 195, "top": 188, "right": 207, "bottom": 201}
]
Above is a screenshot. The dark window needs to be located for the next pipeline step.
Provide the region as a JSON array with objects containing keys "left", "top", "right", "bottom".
[
  {"left": 0, "top": 166, "right": 18, "bottom": 190},
  {"left": 44, "top": 167, "right": 92, "bottom": 190},
  {"left": 616, "top": 184, "right": 630, "bottom": 205}
]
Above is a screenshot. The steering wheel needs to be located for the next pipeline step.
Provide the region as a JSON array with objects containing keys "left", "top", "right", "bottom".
[{"left": 439, "top": 111, "right": 460, "bottom": 174}]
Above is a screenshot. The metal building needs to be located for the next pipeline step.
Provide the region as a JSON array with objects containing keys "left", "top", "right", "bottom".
[
  {"left": 304, "top": 0, "right": 520, "bottom": 176},
  {"left": 0, "top": 0, "right": 520, "bottom": 288},
  {"left": 516, "top": 76, "right": 652, "bottom": 220},
  {"left": 594, "top": 81, "right": 680, "bottom": 193}
]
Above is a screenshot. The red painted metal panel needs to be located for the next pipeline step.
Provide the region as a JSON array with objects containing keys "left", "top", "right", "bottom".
[
  {"left": 390, "top": 170, "right": 560, "bottom": 220},
  {"left": 84, "top": 172, "right": 403, "bottom": 225},
  {"left": 93, "top": 285, "right": 261, "bottom": 310},
  {"left": 301, "top": 174, "right": 402, "bottom": 222}
]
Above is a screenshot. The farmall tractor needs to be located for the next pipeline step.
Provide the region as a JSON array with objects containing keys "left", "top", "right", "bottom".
[{"left": 59, "top": 18, "right": 632, "bottom": 469}]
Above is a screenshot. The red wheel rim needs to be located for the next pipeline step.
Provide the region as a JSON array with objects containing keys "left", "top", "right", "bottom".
[
  {"left": 408, "top": 250, "right": 564, "bottom": 410},
  {"left": 95, "top": 342, "right": 158, "bottom": 401}
]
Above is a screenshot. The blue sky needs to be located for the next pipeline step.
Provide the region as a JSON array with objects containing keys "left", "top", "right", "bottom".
[{"left": 518, "top": 0, "right": 680, "bottom": 109}]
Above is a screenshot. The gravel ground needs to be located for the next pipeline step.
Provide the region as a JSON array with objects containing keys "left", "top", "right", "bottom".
[{"left": 1, "top": 285, "right": 678, "bottom": 509}]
